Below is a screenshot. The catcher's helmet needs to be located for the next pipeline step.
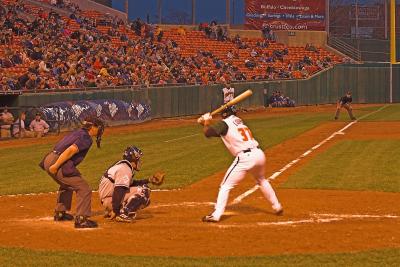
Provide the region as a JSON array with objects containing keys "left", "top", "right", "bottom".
[
  {"left": 123, "top": 146, "right": 143, "bottom": 163},
  {"left": 221, "top": 105, "right": 237, "bottom": 118}
]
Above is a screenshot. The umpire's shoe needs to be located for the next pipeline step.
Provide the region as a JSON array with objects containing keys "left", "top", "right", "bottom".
[
  {"left": 74, "top": 215, "right": 98, "bottom": 228},
  {"left": 54, "top": 211, "right": 74, "bottom": 221}
]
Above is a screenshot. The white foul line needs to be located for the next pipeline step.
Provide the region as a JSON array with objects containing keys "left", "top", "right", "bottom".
[
  {"left": 214, "top": 212, "right": 400, "bottom": 228},
  {"left": 231, "top": 105, "right": 390, "bottom": 205},
  {"left": 164, "top": 133, "right": 200, "bottom": 143},
  {"left": 148, "top": 201, "right": 214, "bottom": 209},
  {"left": 0, "top": 188, "right": 177, "bottom": 198}
]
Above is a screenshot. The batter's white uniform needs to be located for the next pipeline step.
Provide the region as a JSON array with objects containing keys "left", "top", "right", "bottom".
[
  {"left": 211, "top": 115, "right": 282, "bottom": 220},
  {"left": 222, "top": 87, "right": 234, "bottom": 104}
]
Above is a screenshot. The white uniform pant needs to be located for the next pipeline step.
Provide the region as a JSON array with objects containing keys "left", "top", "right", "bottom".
[{"left": 211, "top": 148, "right": 282, "bottom": 220}]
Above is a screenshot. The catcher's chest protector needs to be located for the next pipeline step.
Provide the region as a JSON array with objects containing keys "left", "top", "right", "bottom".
[{"left": 103, "top": 160, "right": 134, "bottom": 183}]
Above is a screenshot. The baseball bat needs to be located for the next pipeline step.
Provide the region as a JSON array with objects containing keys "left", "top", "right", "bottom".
[{"left": 210, "top": 89, "right": 253, "bottom": 116}]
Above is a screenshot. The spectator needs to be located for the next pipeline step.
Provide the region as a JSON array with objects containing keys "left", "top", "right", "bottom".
[
  {"left": 29, "top": 112, "right": 50, "bottom": 137},
  {"left": 262, "top": 22, "right": 274, "bottom": 41},
  {"left": 0, "top": 107, "right": 14, "bottom": 138},
  {"left": 305, "top": 43, "right": 318, "bottom": 53},
  {"left": 269, "top": 91, "right": 295, "bottom": 107},
  {"left": 12, "top": 111, "right": 35, "bottom": 138},
  {"left": 245, "top": 59, "right": 256, "bottom": 69},
  {"left": 177, "top": 26, "right": 186, "bottom": 37}
]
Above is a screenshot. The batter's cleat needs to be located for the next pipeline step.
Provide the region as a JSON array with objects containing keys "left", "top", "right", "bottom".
[
  {"left": 115, "top": 213, "right": 134, "bottom": 223},
  {"left": 334, "top": 117, "right": 338, "bottom": 120},
  {"left": 274, "top": 208, "right": 284, "bottom": 216},
  {"left": 202, "top": 215, "right": 219, "bottom": 223},
  {"left": 104, "top": 211, "right": 111, "bottom": 218},
  {"left": 54, "top": 211, "right": 74, "bottom": 221},
  {"left": 74, "top": 216, "right": 98, "bottom": 228}
]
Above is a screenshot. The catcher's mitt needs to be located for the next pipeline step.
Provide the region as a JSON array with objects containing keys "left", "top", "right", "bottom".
[{"left": 149, "top": 171, "right": 165, "bottom": 186}]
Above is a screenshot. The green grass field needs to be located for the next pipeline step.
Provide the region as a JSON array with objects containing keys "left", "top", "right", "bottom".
[
  {"left": 1, "top": 104, "right": 400, "bottom": 265},
  {"left": 282, "top": 140, "right": 400, "bottom": 192},
  {"left": 0, "top": 112, "right": 333, "bottom": 195},
  {"left": 361, "top": 104, "right": 400, "bottom": 121},
  {"left": 1, "top": 247, "right": 399, "bottom": 267}
]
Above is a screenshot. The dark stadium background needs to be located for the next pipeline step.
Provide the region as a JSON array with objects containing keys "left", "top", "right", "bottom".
[{"left": 111, "top": 0, "right": 245, "bottom": 25}]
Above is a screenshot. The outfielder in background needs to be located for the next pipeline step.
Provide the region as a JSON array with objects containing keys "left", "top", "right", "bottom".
[
  {"left": 39, "top": 117, "right": 105, "bottom": 228},
  {"left": 197, "top": 106, "right": 283, "bottom": 222},
  {"left": 98, "top": 146, "right": 165, "bottom": 223},
  {"left": 335, "top": 91, "right": 356, "bottom": 120}
]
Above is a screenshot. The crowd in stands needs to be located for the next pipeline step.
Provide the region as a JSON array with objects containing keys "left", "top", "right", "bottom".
[
  {"left": 49, "top": 0, "right": 79, "bottom": 13},
  {"left": 268, "top": 91, "right": 295, "bottom": 107},
  {"left": 0, "top": 0, "right": 343, "bottom": 92}
]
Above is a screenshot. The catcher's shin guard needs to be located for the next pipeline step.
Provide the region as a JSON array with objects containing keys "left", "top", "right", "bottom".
[{"left": 125, "top": 186, "right": 151, "bottom": 213}]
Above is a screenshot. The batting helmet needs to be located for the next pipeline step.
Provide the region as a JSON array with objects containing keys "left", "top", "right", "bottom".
[
  {"left": 123, "top": 146, "right": 143, "bottom": 163},
  {"left": 221, "top": 105, "right": 237, "bottom": 118}
]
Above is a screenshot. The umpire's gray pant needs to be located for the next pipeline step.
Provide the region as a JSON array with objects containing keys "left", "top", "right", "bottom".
[
  {"left": 43, "top": 152, "right": 92, "bottom": 217},
  {"left": 335, "top": 103, "right": 355, "bottom": 120}
]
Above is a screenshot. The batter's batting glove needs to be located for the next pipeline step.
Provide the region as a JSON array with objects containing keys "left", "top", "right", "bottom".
[
  {"left": 197, "top": 113, "right": 212, "bottom": 125},
  {"left": 203, "top": 112, "right": 212, "bottom": 121}
]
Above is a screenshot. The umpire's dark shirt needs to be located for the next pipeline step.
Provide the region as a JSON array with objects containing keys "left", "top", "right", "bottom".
[
  {"left": 53, "top": 129, "right": 92, "bottom": 176},
  {"left": 340, "top": 96, "right": 352, "bottom": 104}
]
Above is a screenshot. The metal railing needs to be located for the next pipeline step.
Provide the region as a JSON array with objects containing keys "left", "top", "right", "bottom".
[{"left": 328, "top": 36, "right": 362, "bottom": 61}]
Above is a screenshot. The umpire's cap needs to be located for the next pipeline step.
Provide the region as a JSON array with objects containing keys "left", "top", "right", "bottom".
[
  {"left": 82, "top": 116, "right": 105, "bottom": 148},
  {"left": 82, "top": 116, "right": 104, "bottom": 128}
]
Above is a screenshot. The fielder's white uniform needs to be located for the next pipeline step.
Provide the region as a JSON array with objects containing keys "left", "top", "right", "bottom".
[
  {"left": 210, "top": 115, "right": 282, "bottom": 220},
  {"left": 222, "top": 87, "right": 235, "bottom": 104}
]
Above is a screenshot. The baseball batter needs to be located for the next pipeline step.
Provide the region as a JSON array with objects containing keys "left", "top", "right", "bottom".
[
  {"left": 99, "top": 146, "right": 165, "bottom": 223},
  {"left": 335, "top": 91, "right": 356, "bottom": 120},
  {"left": 198, "top": 106, "right": 283, "bottom": 222}
]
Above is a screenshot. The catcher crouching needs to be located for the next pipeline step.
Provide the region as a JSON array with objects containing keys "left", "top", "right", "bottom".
[{"left": 98, "top": 145, "right": 165, "bottom": 223}]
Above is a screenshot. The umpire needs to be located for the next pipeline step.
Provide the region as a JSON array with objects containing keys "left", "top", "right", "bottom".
[
  {"left": 335, "top": 91, "right": 356, "bottom": 120},
  {"left": 39, "top": 116, "right": 105, "bottom": 228}
]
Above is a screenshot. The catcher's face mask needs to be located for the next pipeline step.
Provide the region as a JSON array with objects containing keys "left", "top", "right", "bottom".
[{"left": 123, "top": 146, "right": 143, "bottom": 171}]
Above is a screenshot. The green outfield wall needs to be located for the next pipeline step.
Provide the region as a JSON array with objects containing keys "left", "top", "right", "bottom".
[{"left": 10, "top": 63, "right": 400, "bottom": 118}]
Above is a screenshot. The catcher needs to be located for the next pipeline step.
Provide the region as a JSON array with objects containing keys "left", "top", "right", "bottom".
[{"left": 98, "top": 145, "right": 165, "bottom": 223}]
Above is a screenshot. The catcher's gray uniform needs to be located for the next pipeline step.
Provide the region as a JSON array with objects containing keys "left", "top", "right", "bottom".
[{"left": 99, "top": 160, "right": 150, "bottom": 218}]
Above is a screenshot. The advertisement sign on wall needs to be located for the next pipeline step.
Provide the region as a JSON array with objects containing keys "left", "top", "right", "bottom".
[{"left": 245, "top": 0, "right": 326, "bottom": 31}]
